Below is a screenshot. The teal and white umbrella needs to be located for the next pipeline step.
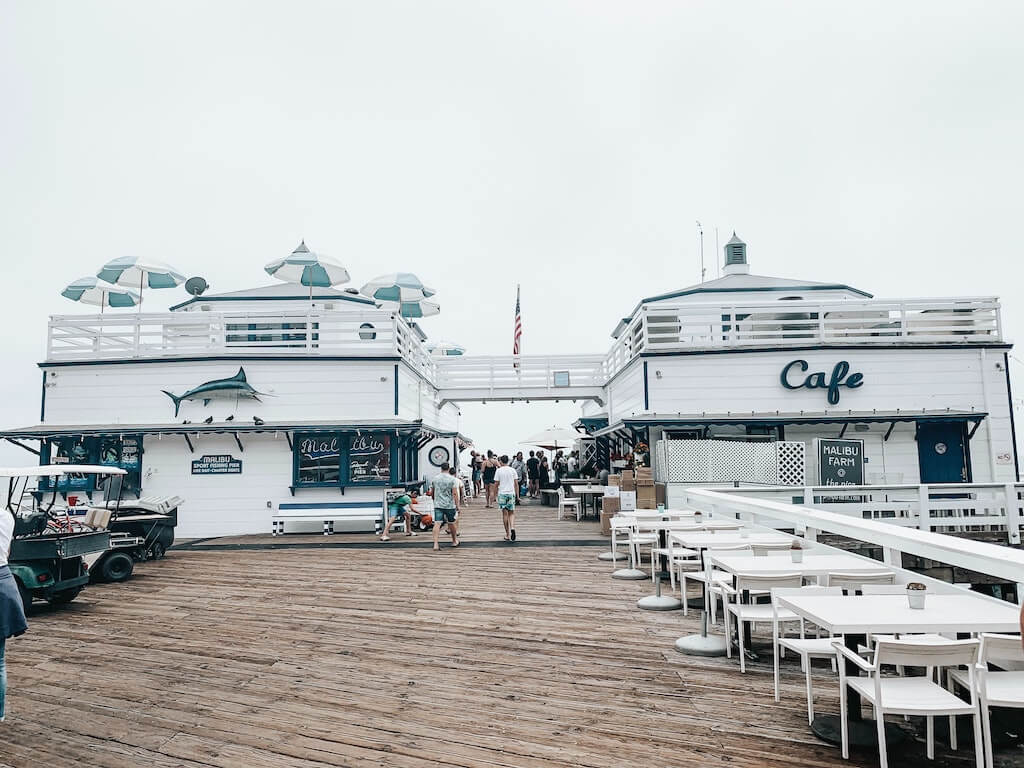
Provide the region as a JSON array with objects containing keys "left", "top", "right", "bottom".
[
  {"left": 61, "top": 277, "right": 140, "bottom": 313},
  {"left": 265, "top": 241, "right": 350, "bottom": 301},
  {"left": 96, "top": 256, "right": 186, "bottom": 310},
  {"left": 426, "top": 340, "right": 465, "bottom": 357},
  {"left": 394, "top": 299, "right": 440, "bottom": 319},
  {"left": 360, "top": 273, "right": 436, "bottom": 303}
]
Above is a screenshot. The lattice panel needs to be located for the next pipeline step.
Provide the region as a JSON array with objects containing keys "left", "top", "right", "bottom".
[
  {"left": 775, "top": 441, "right": 806, "bottom": 486},
  {"left": 661, "top": 439, "right": 806, "bottom": 485},
  {"left": 579, "top": 438, "right": 597, "bottom": 468},
  {"left": 654, "top": 441, "right": 667, "bottom": 482}
]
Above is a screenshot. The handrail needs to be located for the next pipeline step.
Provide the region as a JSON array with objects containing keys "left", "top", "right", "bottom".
[{"left": 680, "top": 487, "right": 1024, "bottom": 587}]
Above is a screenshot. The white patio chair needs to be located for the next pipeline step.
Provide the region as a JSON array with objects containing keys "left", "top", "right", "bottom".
[
  {"left": 649, "top": 522, "right": 701, "bottom": 587},
  {"left": 835, "top": 638, "right": 984, "bottom": 768},
  {"left": 679, "top": 543, "right": 750, "bottom": 618},
  {"left": 771, "top": 586, "right": 844, "bottom": 723},
  {"left": 628, "top": 518, "right": 659, "bottom": 572},
  {"left": 556, "top": 487, "right": 581, "bottom": 521},
  {"left": 948, "top": 632, "right": 1024, "bottom": 768},
  {"left": 824, "top": 570, "right": 895, "bottom": 594},
  {"left": 722, "top": 571, "right": 804, "bottom": 673},
  {"left": 609, "top": 515, "right": 635, "bottom": 568}
]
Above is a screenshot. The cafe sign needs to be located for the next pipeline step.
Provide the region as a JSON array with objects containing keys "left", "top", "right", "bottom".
[
  {"left": 191, "top": 454, "right": 243, "bottom": 475},
  {"left": 780, "top": 360, "right": 864, "bottom": 405}
]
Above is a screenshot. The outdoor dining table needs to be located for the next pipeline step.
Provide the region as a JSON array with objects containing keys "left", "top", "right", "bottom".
[
  {"left": 776, "top": 592, "right": 1022, "bottom": 748},
  {"left": 708, "top": 552, "right": 894, "bottom": 580},
  {"left": 570, "top": 485, "right": 607, "bottom": 517},
  {"left": 669, "top": 531, "right": 791, "bottom": 549}
]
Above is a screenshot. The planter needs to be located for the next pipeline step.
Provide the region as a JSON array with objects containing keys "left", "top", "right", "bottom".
[
  {"left": 907, "top": 590, "right": 927, "bottom": 610},
  {"left": 791, "top": 550, "right": 804, "bottom": 564}
]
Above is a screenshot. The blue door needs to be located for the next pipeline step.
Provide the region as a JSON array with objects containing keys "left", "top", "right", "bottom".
[{"left": 917, "top": 422, "right": 969, "bottom": 484}]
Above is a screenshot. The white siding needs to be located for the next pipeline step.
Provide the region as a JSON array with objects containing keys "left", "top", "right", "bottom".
[
  {"left": 141, "top": 433, "right": 385, "bottom": 538},
  {"left": 43, "top": 359, "right": 398, "bottom": 425},
  {"left": 607, "top": 361, "right": 646, "bottom": 423}
]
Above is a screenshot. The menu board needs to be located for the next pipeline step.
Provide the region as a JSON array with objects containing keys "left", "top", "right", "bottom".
[
  {"left": 816, "top": 438, "right": 865, "bottom": 486},
  {"left": 348, "top": 433, "right": 390, "bottom": 484}
]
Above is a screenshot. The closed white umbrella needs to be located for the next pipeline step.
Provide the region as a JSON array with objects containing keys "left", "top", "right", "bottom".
[
  {"left": 265, "top": 241, "right": 350, "bottom": 302},
  {"left": 96, "top": 256, "right": 186, "bottom": 311},
  {"left": 61, "top": 277, "right": 140, "bottom": 313}
]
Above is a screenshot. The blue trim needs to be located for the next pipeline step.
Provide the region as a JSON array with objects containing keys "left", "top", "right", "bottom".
[
  {"left": 279, "top": 501, "right": 379, "bottom": 510},
  {"left": 394, "top": 364, "right": 399, "bottom": 416},
  {"left": 1004, "top": 352, "right": 1020, "bottom": 482},
  {"left": 40, "top": 370, "right": 46, "bottom": 422},
  {"left": 169, "top": 293, "right": 375, "bottom": 311},
  {"left": 642, "top": 360, "right": 649, "bottom": 411}
]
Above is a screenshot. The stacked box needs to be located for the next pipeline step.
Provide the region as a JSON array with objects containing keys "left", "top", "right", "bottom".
[
  {"left": 621, "top": 470, "right": 635, "bottom": 491},
  {"left": 637, "top": 486, "right": 657, "bottom": 509},
  {"left": 608, "top": 474, "right": 622, "bottom": 487},
  {"left": 600, "top": 495, "right": 620, "bottom": 534}
]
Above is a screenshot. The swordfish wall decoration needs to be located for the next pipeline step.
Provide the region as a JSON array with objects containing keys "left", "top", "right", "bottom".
[{"left": 162, "top": 367, "right": 267, "bottom": 416}]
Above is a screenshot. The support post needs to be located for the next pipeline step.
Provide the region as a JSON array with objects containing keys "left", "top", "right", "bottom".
[
  {"left": 918, "top": 484, "right": 930, "bottom": 532},
  {"left": 1004, "top": 483, "right": 1022, "bottom": 545}
]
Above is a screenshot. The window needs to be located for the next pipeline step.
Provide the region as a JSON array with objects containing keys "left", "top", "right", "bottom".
[
  {"left": 295, "top": 434, "right": 342, "bottom": 485},
  {"left": 359, "top": 323, "right": 376, "bottom": 341}
]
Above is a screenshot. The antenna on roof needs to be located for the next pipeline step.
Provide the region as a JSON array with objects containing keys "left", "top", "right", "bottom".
[
  {"left": 696, "top": 221, "right": 705, "bottom": 283},
  {"left": 184, "top": 276, "right": 209, "bottom": 296}
]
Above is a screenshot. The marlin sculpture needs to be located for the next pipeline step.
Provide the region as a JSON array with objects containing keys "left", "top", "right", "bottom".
[{"left": 162, "top": 368, "right": 265, "bottom": 416}]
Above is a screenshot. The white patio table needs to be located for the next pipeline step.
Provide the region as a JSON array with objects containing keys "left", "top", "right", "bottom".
[
  {"left": 776, "top": 592, "right": 1021, "bottom": 748},
  {"left": 709, "top": 552, "right": 892, "bottom": 580}
]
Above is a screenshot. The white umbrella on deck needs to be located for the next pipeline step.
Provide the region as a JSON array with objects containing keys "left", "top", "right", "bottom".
[
  {"left": 61, "top": 277, "right": 141, "bottom": 313},
  {"left": 522, "top": 426, "right": 582, "bottom": 452},
  {"left": 264, "top": 240, "right": 351, "bottom": 301},
  {"left": 360, "top": 272, "right": 436, "bottom": 303},
  {"left": 96, "top": 256, "right": 186, "bottom": 311}
]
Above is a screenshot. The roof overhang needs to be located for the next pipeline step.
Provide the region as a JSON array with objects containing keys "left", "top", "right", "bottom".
[
  {"left": 596, "top": 410, "right": 987, "bottom": 440},
  {"left": 0, "top": 419, "right": 433, "bottom": 441}
]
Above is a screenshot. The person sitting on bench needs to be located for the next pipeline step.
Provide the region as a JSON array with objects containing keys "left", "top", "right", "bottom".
[{"left": 380, "top": 492, "right": 416, "bottom": 541}]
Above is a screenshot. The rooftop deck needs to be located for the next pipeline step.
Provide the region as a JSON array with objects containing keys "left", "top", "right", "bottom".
[{"left": 3, "top": 497, "right": 1018, "bottom": 768}]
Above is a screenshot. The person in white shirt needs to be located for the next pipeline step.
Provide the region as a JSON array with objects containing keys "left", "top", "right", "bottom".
[
  {"left": 1, "top": 503, "right": 29, "bottom": 721},
  {"left": 494, "top": 455, "right": 520, "bottom": 542}
]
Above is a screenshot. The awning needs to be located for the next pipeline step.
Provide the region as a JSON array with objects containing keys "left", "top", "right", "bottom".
[
  {"left": 0, "top": 419, "right": 467, "bottom": 455},
  {"left": 596, "top": 409, "right": 988, "bottom": 443},
  {"left": 573, "top": 415, "right": 609, "bottom": 435}
]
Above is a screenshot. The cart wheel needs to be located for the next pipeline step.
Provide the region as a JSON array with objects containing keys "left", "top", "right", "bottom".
[
  {"left": 100, "top": 551, "right": 135, "bottom": 582},
  {"left": 15, "top": 579, "right": 32, "bottom": 614},
  {"left": 151, "top": 542, "right": 166, "bottom": 560},
  {"left": 47, "top": 587, "right": 82, "bottom": 605}
]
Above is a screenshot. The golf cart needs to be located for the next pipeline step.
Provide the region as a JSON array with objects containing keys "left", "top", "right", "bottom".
[{"left": 4, "top": 465, "right": 115, "bottom": 611}]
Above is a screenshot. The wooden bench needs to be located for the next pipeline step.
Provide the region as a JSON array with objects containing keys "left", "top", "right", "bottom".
[{"left": 273, "top": 501, "right": 384, "bottom": 536}]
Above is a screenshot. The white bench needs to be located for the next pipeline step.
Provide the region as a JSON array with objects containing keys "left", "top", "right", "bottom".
[{"left": 273, "top": 500, "right": 384, "bottom": 536}]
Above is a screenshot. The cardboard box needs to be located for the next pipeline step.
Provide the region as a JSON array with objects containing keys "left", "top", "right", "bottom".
[
  {"left": 637, "top": 491, "right": 656, "bottom": 509},
  {"left": 603, "top": 485, "right": 620, "bottom": 498},
  {"left": 619, "top": 490, "right": 636, "bottom": 511},
  {"left": 621, "top": 470, "right": 635, "bottom": 491},
  {"left": 600, "top": 502, "right": 619, "bottom": 535},
  {"left": 608, "top": 474, "right": 622, "bottom": 487}
]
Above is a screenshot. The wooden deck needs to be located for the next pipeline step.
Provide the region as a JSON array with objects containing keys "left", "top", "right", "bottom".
[{"left": 2, "top": 496, "right": 1019, "bottom": 768}]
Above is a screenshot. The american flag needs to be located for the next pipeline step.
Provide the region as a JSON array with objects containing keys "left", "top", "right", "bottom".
[{"left": 513, "top": 284, "right": 522, "bottom": 367}]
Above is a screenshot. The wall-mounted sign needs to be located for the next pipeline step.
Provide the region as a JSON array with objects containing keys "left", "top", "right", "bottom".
[
  {"left": 191, "top": 454, "right": 243, "bottom": 475},
  {"left": 163, "top": 367, "right": 265, "bottom": 416},
  {"left": 816, "top": 439, "right": 864, "bottom": 486},
  {"left": 349, "top": 433, "right": 391, "bottom": 483},
  {"left": 780, "top": 360, "right": 864, "bottom": 405}
]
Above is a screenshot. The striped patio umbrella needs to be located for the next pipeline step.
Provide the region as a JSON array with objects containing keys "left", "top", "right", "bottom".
[
  {"left": 96, "top": 256, "right": 186, "bottom": 310},
  {"left": 61, "top": 277, "right": 140, "bottom": 313},
  {"left": 360, "top": 273, "right": 436, "bottom": 303},
  {"left": 265, "top": 241, "right": 351, "bottom": 301},
  {"left": 394, "top": 299, "right": 440, "bottom": 319}
]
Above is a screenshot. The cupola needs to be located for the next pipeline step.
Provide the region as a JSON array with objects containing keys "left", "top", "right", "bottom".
[{"left": 723, "top": 232, "right": 749, "bottom": 275}]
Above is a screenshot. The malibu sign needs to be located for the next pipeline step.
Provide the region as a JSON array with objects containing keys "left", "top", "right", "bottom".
[{"left": 780, "top": 360, "right": 864, "bottom": 405}]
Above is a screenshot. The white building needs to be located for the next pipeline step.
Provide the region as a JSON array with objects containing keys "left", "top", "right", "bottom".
[{"left": 2, "top": 235, "right": 1016, "bottom": 536}]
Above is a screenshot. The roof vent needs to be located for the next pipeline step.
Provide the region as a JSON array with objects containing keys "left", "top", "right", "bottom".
[{"left": 723, "top": 232, "right": 749, "bottom": 275}]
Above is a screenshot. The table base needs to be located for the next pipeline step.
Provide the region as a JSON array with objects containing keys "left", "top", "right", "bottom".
[
  {"left": 612, "top": 568, "right": 648, "bottom": 580},
  {"left": 597, "top": 551, "right": 627, "bottom": 561},
  {"left": 810, "top": 714, "right": 907, "bottom": 749},
  {"left": 638, "top": 594, "right": 682, "bottom": 610},
  {"left": 674, "top": 633, "right": 727, "bottom": 657}
]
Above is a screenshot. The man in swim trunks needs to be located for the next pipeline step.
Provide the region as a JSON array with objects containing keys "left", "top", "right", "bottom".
[
  {"left": 430, "top": 463, "right": 460, "bottom": 551},
  {"left": 494, "top": 455, "right": 520, "bottom": 542}
]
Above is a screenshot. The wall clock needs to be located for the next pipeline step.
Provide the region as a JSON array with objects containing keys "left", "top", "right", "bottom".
[{"left": 429, "top": 445, "right": 450, "bottom": 467}]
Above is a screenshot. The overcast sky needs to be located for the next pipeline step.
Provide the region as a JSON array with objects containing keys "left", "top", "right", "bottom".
[{"left": 1, "top": 1, "right": 1022, "bottom": 461}]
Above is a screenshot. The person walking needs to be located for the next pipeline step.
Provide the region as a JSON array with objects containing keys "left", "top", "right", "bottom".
[
  {"left": 448, "top": 465, "right": 463, "bottom": 541},
  {"left": 1, "top": 501, "right": 29, "bottom": 722},
  {"left": 494, "top": 455, "right": 520, "bottom": 542},
  {"left": 526, "top": 450, "right": 540, "bottom": 498},
  {"left": 482, "top": 452, "right": 498, "bottom": 508},
  {"left": 510, "top": 452, "right": 526, "bottom": 497},
  {"left": 470, "top": 451, "right": 483, "bottom": 498},
  {"left": 430, "top": 463, "right": 460, "bottom": 551},
  {"left": 539, "top": 455, "right": 551, "bottom": 491}
]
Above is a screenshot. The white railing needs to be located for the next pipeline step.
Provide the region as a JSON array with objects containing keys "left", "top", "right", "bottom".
[
  {"left": 668, "top": 482, "right": 1024, "bottom": 545},
  {"left": 679, "top": 487, "right": 1024, "bottom": 589},
  {"left": 47, "top": 309, "right": 416, "bottom": 362},
  {"left": 434, "top": 354, "right": 606, "bottom": 400},
  {"left": 606, "top": 296, "right": 1002, "bottom": 378}
]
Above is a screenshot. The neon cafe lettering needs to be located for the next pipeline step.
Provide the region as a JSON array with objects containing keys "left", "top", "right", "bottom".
[{"left": 780, "top": 360, "right": 864, "bottom": 405}]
